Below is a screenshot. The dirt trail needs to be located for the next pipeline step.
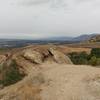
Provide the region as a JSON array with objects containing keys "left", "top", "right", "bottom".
[
  {"left": 0, "top": 63, "right": 100, "bottom": 100},
  {"left": 40, "top": 64, "right": 100, "bottom": 100}
]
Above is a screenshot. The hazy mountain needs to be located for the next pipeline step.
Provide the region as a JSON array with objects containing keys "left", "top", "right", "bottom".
[
  {"left": 72, "top": 34, "right": 98, "bottom": 42},
  {"left": 43, "top": 34, "right": 100, "bottom": 42},
  {"left": 87, "top": 34, "right": 100, "bottom": 43},
  {"left": 43, "top": 36, "right": 73, "bottom": 41}
]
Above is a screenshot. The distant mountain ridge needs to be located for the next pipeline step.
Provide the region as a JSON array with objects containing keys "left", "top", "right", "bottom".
[
  {"left": 43, "top": 36, "right": 73, "bottom": 41},
  {"left": 0, "top": 34, "right": 99, "bottom": 48},
  {"left": 87, "top": 34, "right": 100, "bottom": 43},
  {"left": 44, "top": 34, "right": 100, "bottom": 42},
  {"left": 72, "top": 34, "right": 98, "bottom": 42}
]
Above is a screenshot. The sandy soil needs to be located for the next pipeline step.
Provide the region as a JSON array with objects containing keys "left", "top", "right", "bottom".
[
  {"left": 0, "top": 63, "right": 100, "bottom": 100},
  {"left": 40, "top": 64, "right": 100, "bottom": 100}
]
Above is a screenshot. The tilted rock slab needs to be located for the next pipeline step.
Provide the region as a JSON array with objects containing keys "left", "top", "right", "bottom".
[{"left": 49, "top": 47, "right": 73, "bottom": 64}]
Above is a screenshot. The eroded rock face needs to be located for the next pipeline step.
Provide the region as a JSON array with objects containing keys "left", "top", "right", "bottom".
[
  {"left": 23, "top": 49, "right": 44, "bottom": 64},
  {"left": 22, "top": 46, "right": 73, "bottom": 65},
  {"left": 49, "top": 47, "right": 73, "bottom": 64}
]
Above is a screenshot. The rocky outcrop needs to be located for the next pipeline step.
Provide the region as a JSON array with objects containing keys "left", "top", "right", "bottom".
[
  {"left": 22, "top": 46, "right": 73, "bottom": 65},
  {"left": 23, "top": 49, "right": 44, "bottom": 64},
  {"left": 49, "top": 47, "right": 73, "bottom": 64}
]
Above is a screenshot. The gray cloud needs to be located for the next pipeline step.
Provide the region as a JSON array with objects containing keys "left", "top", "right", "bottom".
[
  {"left": 18, "top": 0, "right": 68, "bottom": 9},
  {"left": 0, "top": 0, "right": 100, "bottom": 39},
  {"left": 20, "top": 0, "right": 50, "bottom": 6}
]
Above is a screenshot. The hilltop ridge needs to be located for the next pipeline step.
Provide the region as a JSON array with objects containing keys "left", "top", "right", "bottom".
[{"left": 0, "top": 45, "right": 100, "bottom": 100}]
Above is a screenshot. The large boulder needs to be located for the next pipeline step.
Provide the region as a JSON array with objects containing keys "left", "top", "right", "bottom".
[
  {"left": 49, "top": 47, "right": 73, "bottom": 64},
  {"left": 23, "top": 49, "right": 44, "bottom": 64}
]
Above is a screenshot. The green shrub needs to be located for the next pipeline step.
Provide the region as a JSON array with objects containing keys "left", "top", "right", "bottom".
[
  {"left": 89, "top": 56, "right": 97, "bottom": 66},
  {"left": 69, "top": 52, "right": 88, "bottom": 65},
  {"left": 89, "top": 56, "right": 100, "bottom": 66},
  {"left": 96, "top": 58, "right": 100, "bottom": 66},
  {"left": 90, "top": 48, "right": 100, "bottom": 58},
  {"left": 1, "top": 60, "right": 25, "bottom": 86},
  {"left": 69, "top": 48, "right": 100, "bottom": 66}
]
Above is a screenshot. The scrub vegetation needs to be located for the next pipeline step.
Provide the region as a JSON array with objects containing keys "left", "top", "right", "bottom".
[{"left": 69, "top": 48, "right": 100, "bottom": 66}]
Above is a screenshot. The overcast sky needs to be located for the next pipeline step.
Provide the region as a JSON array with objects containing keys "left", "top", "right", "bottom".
[{"left": 0, "top": 0, "right": 100, "bottom": 39}]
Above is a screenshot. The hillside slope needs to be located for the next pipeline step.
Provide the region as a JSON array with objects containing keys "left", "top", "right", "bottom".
[
  {"left": 0, "top": 45, "right": 100, "bottom": 100},
  {"left": 0, "top": 64, "right": 100, "bottom": 100}
]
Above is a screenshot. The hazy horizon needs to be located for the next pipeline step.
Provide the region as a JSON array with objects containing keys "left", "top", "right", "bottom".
[{"left": 0, "top": 33, "right": 99, "bottom": 40}]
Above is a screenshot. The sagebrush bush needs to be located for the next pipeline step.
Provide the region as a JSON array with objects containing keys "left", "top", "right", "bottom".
[
  {"left": 89, "top": 56, "right": 97, "bottom": 66},
  {"left": 69, "top": 52, "right": 88, "bottom": 65},
  {"left": 1, "top": 60, "right": 25, "bottom": 86},
  {"left": 89, "top": 57, "right": 100, "bottom": 66},
  {"left": 90, "top": 48, "right": 100, "bottom": 58},
  {"left": 69, "top": 48, "right": 100, "bottom": 66}
]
